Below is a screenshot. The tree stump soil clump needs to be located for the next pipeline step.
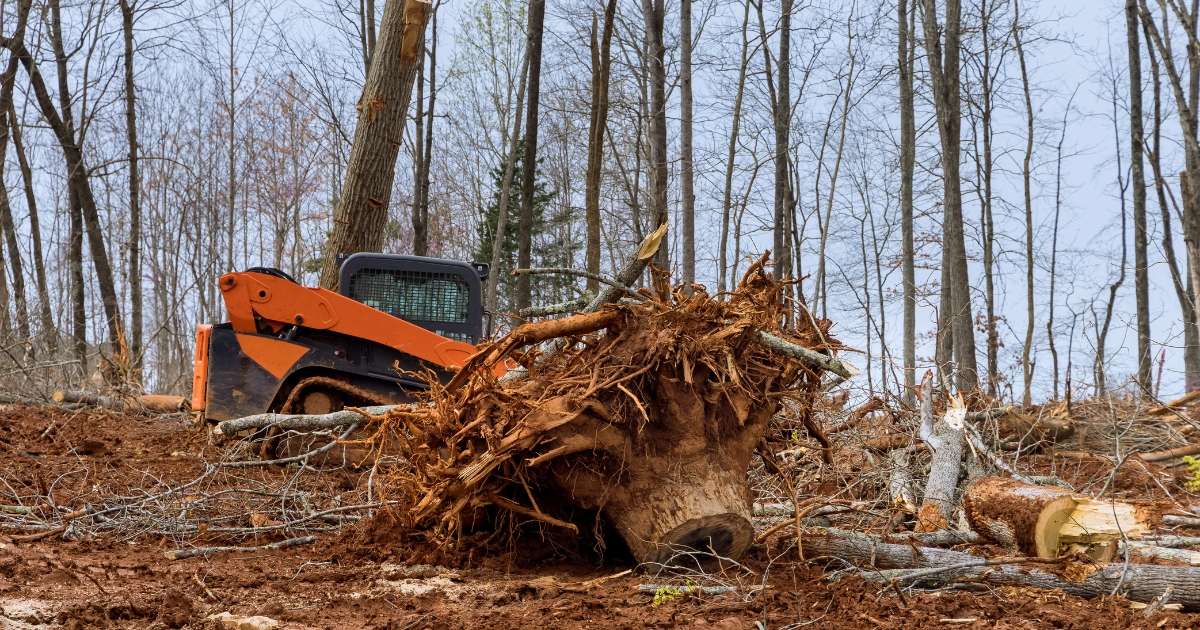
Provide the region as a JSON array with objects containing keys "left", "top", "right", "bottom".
[{"left": 359, "top": 257, "right": 843, "bottom": 563}]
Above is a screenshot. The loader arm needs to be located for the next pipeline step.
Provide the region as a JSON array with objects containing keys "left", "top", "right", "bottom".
[{"left": 219, "top": 270, "right": 492, "bottom": 373}]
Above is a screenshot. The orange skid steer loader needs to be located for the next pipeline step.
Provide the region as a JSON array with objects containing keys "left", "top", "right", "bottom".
[{"left": 191, "top": 253, "right": 499, "bottom": 422}]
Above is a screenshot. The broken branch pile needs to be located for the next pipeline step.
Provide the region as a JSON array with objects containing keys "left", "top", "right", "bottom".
[{"left": 356, "top": 257, "right": 845, "bottom": 563}]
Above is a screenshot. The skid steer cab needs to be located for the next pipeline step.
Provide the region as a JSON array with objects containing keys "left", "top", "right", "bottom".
[{"left": 191, "top": 253, "right": 497, "bottom": 422}]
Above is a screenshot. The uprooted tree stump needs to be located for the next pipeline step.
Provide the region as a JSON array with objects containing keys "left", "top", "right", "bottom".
[{"left": 352, "top": 255, "right": 846, "bottom": 563}]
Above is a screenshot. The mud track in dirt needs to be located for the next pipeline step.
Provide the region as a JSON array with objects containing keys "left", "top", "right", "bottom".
[{"left": 0, "top": 405, "right": 1193, "bottom": 628}]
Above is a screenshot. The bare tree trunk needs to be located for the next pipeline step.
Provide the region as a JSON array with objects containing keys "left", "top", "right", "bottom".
[
  {"left": 484, "top": 52, "right": 529, "bottom": 317},
  {"left": 973, "top": 0, "right": 999, "bottom": 397},
  {"left": 920, "top": 0, "right": 977, "bottom": 392},
  {"left": 585, "top": 0, "right": 617, "bottom": 295},
  {"left": 413, "top": 6, "right": 437, "bottom": 257},
  {"left": 719, "top": 1, "right": 752, "bottom": 298},
  {"left": 1143, "top": 16, "right": 1200, "bottom": 388},
  {"left": 1047, "top": 94, "right": 1073, "bottom": 400},
  {"left": 1128, "top": 0, "right": 1152, "bottom": 395},
  {"left": 642, "top": 0, "right": 669, "bottom": 272},
  {"left": 120, "top": 0, "right": 143, "bottom": 379},
  {"left": 0, "top": 0, "right": 33, "bottom": 347},
  {"left": 772, "top": 0, "right": 792, "bottom": 281},
  {"left": 318, "top": 0, "right": 432, "bottom": 289},
  {"left": 515, "top": 0, "right": 546, "bottom": 315},
  {"left": 1015, "top": 1, "right": 1036, "bottom": 406},
  {"left": 8, "top": 0, "right": 126, "bottom": 355},
  {"left": 899, "top": 0, "right": 916, "bottom": 405},
  {"left": 1138, "top": 1, "right": 1200, "bottom": 383},
  {"left": 1096, "top": 70, "right": 1130, "bottom": 396},
  {"left": 361, "top": 0, "right": 378, "bottom": 71},
  {"left": 679, "top": 0, "right": 695, "bottom": 286},
  {"left": 7, "top": 103, "right": 53, "bottom": 340}
]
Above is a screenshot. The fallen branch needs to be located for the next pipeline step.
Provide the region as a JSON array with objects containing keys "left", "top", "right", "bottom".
[
  {"left": 636, "top": 584, "right": 739, "bottom": 595},
  {"left": 801, "top": 527, "right": 1200, "bottom": 608},
  {"left": 753, "top": 330, "right": 852, "bottom": 379},
  {"left": 216, "top": 423, "right": 360, "bottom": 468},
  {"left": 519, "top": 297, "right": 591, "bottom": 318},
  {"left": 52, "top": 390, "right": 188, "bottom": 413},
  {"left": 1148, "top": 390, "right": 1200, "bottom": 417},
  {"left": 1140, "top": 443, "right": 1200, "bottom": 463},
  {"left": 164, "top": 535, "right": 317, "bottom": 560},
  {"left": 583, "top": 222, "right": 666, "bottom": 312},
  {"left": 216, "top": 406, "right": 392, "bottom": 437}
]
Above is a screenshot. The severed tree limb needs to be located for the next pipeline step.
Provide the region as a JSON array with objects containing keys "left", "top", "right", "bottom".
[
  {"left": 1140, "top": 443, "right": 1200, "bottom": 462},
  {"left": 801, "top": 527, "right": 1200, "bottom": 608},
  {"left": 53, "top": 390, "right": 188, "bottom": 413},
  {"left": 583, "top": 222, "right": 667, "bottom": 312},
  {"left": 512, "top": 268, "right": 640, "bottom": 298},
  {"left": 216, "top": 406, "right": 393, "bottom": 437},
  {"left": 753, "top": 330, "right": 853, "bottom": 379},
  {"left": 916, "top": 376, "right": 966, "bottom": 532},
  {"left": 216, "top": 423, "right": 360, "bottom": 468},
  {"left": 164, "top": 535, "right": 317, "bottom": 560},
  {"left": 519, "top": 297, "right": 591, "bottom": 318}
]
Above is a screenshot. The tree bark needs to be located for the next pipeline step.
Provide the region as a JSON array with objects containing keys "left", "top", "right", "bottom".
[
  {"left": 318, "top": 0, "right": 433, "bottom": 289},
  {"left": 1015, "top": 1, "right": 1036, "bottom": 406},
  {"left": 642, "top": 0, "right": 669, "bottom": 272},
  {"left": 795, "top": 528, "right": 1200, "bottom": 608},
  {"left": 0, "top": 0, "right": 34, "bottom": 346},
  {"left": 412, "top": 6, "right": 436, "bottom": 257},
  {"left": 484, "top": 52, "right": 529, "bottom": 317},
  {"left": 584, "top": 0, "right": 617, "bottom": 295},
  {"left": 920, "top": 0, "right": 977, "bottom": 391},
  {"left": 1143, "top": 16, "right": 1200, "bottom": 389},
  {"left": 772, "top": 0, "right": 792, "bottom": 281},
  {"left": 515, "top": 0, "right": 546, "bottom": 315},
  {"left": 680, "top": 0, "right": 695, "bottom": 286},
  {"left": 1128, "top": 0, "right": 1152, "bottom": 395},
  {"left": 899, "top": 0, "right": 916, "bottom": 404},
  {"left": 6, "top": 104, "right": 52, "bottom": 342},
  {"left": 120, "top": 0, "right": 143, "bottom": 379},
  {"left": 719, "top": 0, "right": 753, "bottom": 297}
]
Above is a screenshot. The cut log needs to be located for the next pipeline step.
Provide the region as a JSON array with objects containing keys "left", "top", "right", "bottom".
[
  {"left": 52, "top": 390, "right": 189, "bottom": 414},
  {"left": 963, "top": 476, "right": 1155, "bottom": 560},
  {"left": 1140, "top": 443, "right": 1200, "bottom": 462},
  {"left": 798, "top": 527, "right": 1200, "bottom": 608}
]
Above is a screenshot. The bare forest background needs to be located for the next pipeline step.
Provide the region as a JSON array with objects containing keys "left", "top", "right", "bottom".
[{"left": 0, "top": 0, "right": 1192, "bottom": 405}]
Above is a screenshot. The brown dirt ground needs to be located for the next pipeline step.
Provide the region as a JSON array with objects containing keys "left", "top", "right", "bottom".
[{"left": 1, "top": 405, "right": 1197, "bottom": 629}]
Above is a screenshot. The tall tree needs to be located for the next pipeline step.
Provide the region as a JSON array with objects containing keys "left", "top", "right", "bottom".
[
  {"left": 1142, "top": 11, "right": 1200, "bottom": 389},
  {"left": 515, "top": 0, "right": 546, "bottom": 314},
  {"left": 718, "top": 0, "right": 753, "bottom": 297},
  {"left": 7, "top": 103, "right": 53, "bottom": 340},
  {"left": 412, "top": 5, "right": 437, "bottom": 257},
  {"left": 120, "top": 0, "right": 144, "bottom": 377},
  {"left": 899, "top": 0, "right": 916, "bottom": 404},
  {"left": 772, "top": 0, "right": 792, "bottom": 281},
  {"left": 1127, "top": 0, "right": 1152, "bottom": 395},
  {"left": 1139, "top": 0, "right": 1200, "bottom": 392},
  {"left": 920, "top": 0, "right": 977, "bottom": 391},
  {"left": 680, "top": 0, "right": 695, "bottom": 286},
  {"left": 319, "top": 0, "right": 433, "bottom": 289},
  {"left": 642, "top": 0, "right": 670, "bottom": 271},
  {"left": 585, "top": 0, "right": 618, "bottom": 295},
  {"left": 0, "top": 0, "right": 30, "bottom": 344},
  {"left": 1015, "top": 0, "right": 1036, "bottom": 406}
]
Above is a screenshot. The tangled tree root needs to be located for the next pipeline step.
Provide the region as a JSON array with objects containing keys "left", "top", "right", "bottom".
[{"left": 354, "top": 256, "right": 845, "bottom": 562}]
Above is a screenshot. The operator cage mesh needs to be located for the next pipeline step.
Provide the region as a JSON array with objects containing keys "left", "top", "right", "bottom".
[{"left": 346, "top": 268, "right": 470, "bottom": 329}]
